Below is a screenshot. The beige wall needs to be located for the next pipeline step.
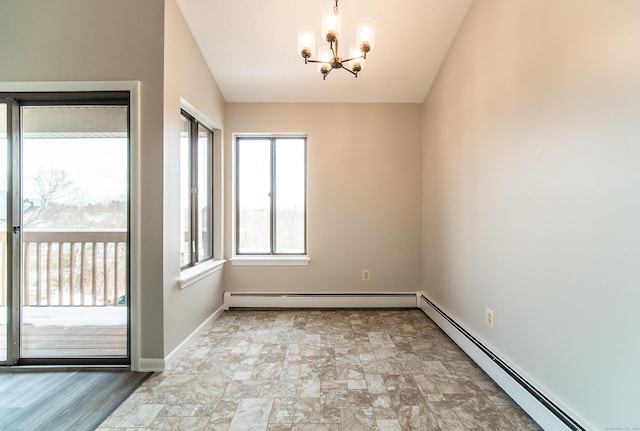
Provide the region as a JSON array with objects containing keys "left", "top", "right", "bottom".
[
  {"left": 0, "top": 0, "right": 166, "bottom": 361},
  {"left": 225, "top": 103, "right": 423, "bottom": 294},
  {"left": 162, "top": 0, "right": 226, "bottom": 355},
  {"left": 0, "top": 0, "right": 228, "bottom": 363},
  {"left": 422, "top": 0, "right": 640, "bottom": 428}
]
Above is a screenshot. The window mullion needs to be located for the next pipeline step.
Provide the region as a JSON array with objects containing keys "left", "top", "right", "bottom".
[
  {"left": 270, "top": 138, "right": 276, "bottom": 255},
  {"left": 235, "top": 140, "right": 241, "bottom": 255},
  {"left": 190, "top": 120, "right": 199, "bottom": 265}
]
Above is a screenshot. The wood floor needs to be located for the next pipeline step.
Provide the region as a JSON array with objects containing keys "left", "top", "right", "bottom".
[{"left": 0, "top": 369, "right": 149, "bottom": 431}]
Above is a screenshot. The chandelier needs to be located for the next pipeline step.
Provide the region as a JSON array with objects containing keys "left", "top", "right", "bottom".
[{"left": 297, "top": 0, "right": 376, "bottom": 80}]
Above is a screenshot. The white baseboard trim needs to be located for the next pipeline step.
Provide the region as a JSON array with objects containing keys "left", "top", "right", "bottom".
[
  {"left": 417, "top": 292, "right": 584, "bottom": 431},
  {"left": 138, "top": 304, "right": 226, "bottom": 372},
  {"left": 164, "top": 304, "right": 226, "bottom": 369},
  {"left": 222, "top": 291, "right": 418, "bottom": 310}
]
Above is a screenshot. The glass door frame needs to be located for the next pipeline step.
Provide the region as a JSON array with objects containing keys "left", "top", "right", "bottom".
[
  {"left": 1, "top": 91, "right": 131, "bottom": 366},
  {"left": 4, "top": 98, "right": 21, "bottom": 365}
]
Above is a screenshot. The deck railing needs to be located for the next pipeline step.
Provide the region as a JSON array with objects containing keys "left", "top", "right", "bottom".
[{"left": 0, "top": 229, "right": 127, "bottom": 307}]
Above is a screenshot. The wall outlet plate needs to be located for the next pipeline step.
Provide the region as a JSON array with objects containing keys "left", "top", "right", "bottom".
[{"left": 486, "top": 307, "right": 494, "bottom": 328}]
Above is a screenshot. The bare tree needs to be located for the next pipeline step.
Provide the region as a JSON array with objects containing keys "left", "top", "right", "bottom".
[{"left": 23, "top": 168, "right": 86, "bottom": 228}]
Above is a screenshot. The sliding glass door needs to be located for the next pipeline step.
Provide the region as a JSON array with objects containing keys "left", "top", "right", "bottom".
[{"left": 1, "top": 93, "right": 130, "bottom": 365}]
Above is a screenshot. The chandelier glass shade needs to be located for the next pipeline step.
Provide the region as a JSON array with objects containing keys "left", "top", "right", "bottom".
[{"left": 298, "top": 0, "right": 376, "bottom": 80}]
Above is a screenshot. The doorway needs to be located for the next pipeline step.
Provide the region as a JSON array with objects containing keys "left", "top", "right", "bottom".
[{"left": 1, "top": 92, "right": 130, "bottom": 365}]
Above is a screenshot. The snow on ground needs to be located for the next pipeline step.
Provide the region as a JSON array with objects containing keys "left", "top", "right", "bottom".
[{"left": 0, "top": 306, "right": 126, "bottom": 327}]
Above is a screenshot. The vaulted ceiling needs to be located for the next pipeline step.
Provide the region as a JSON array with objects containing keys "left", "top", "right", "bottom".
[{"left": 176, "top": 0, "right": 472, "bottom": 103}]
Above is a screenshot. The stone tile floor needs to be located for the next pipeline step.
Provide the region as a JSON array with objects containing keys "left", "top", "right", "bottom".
[{"left": 98, "top": 309, "right": 542, "bottom": 430}]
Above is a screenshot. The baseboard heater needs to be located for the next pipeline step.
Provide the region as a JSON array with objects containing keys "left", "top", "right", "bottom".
[
  {"left": 223, "top": 292, "right": 417, "bottom": 310},
  {"left": 418, "top": 294, "right": 585, "bottom": 431}
]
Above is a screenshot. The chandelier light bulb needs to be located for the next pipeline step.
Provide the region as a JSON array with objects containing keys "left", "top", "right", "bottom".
[
  {"left": 350, "top": 42, "right": 364, "bottom": 73},
  {"left": 317, "top": 46, "right": 332, "bottom": 65},
  {"left": 357, "top": 18, "right": 376, "bottom": 56},
  {"left": 322, "top": 5, "right": 341, "bottom": 42},
  {"left": 317, "top": 46, "right": 332, "bottom": 79},
  {"left": 297, "top": 25, "right": 316, "bottom": 60}
]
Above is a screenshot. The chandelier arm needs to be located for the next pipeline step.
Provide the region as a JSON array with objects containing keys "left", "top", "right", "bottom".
[
  {"left": 342, "top": 67, "right": 357, "bottom": 77},
  {"left": 342, "top": 55, "right": 364, "bottom": 63},
  {"left": 305, "top": 59, "right": 324, "bottom": 64}
]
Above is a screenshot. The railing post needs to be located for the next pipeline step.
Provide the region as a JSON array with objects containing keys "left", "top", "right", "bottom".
[
  {"left": 91, "top": 242, "right": 97, "bottom": 306},
  {"left": 46, "top": 243, "right": 52, "bottom": 305},
  {"left": 58, "top": 243, "right": 63, "bottom": 306},
  {"left": 80, "top": 242, "right": 86, "bottom": 306},
  {"left": 36, "top": 242, "right": 42, "bottom": 306},
  {"left": 103, "top": 241, "right": 108, "bottom": 305},
  {"left": 23, "top": 243, "right": 29, "bottom": 306},
  {"left": 114, "top": 241, "right": 119, "bottom": 305}
]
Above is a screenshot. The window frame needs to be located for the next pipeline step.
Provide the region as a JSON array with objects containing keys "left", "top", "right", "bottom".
[
  {"left": 180, "top": 109, "right": 214, "bottom": 270},
  {"left": 235, "top": 135, "right": 308, "bottom": 257}
]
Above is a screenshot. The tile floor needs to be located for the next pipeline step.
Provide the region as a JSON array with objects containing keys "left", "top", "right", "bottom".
[{"left": 98, "top": 309, "right": 542, "bottom": 430}]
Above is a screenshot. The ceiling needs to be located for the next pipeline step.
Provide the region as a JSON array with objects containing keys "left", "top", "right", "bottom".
[{"left": 176, "top": 0, "right": 472, "bottom": 103}]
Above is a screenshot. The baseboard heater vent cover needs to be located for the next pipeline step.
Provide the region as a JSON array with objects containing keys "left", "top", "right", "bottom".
[
  {"left": 418, "top": 294, "right": 585, "bottom": 431},
  {"left": 223, "top": 292, "right": 417, "bottom": 310}
]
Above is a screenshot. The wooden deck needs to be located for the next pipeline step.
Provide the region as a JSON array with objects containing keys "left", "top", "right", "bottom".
[
  {"left": 21, "top": 324, "right": 127, "bottom": 357},
  {"left": 1, "top": 306, "right": 127, "bottom": 360}
]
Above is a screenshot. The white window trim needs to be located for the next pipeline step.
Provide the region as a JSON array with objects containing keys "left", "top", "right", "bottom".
[
  {"left": 230, "top": 256, "right": 310, "bottom": 266},
  {"left": 178, "top": 259, "right": 226, "bottom": 289},
  {"left": 233, "top": 134, "right": 308, "bottom": 260}
]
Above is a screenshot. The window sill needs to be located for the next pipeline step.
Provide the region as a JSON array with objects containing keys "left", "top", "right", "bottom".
[
  {"left": 230, "top": 256, "right": 311, "bottom": 266},
  {"left": 178, "top": 259, "right": 225, "bottom": 290}
]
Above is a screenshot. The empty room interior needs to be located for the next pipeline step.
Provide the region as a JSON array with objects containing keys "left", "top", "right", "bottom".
[{"left": 1, "top": 0, "right": 639, "bottom": 430}]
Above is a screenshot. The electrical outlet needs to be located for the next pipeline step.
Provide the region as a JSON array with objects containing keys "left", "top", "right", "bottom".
[
  {"left": 362, "top": 269, "right": 370, "bottom": 281},
  {"left": 485, "top": 307, "right": 494, "bottom": 328}
]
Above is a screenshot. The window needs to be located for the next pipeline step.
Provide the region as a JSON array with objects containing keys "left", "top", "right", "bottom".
[
  {"left": 180, "top": 110, "right": 213, "bottom": 268},
  {"left": 236, "top": 136, "right": 306, "bottom": 255}
]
